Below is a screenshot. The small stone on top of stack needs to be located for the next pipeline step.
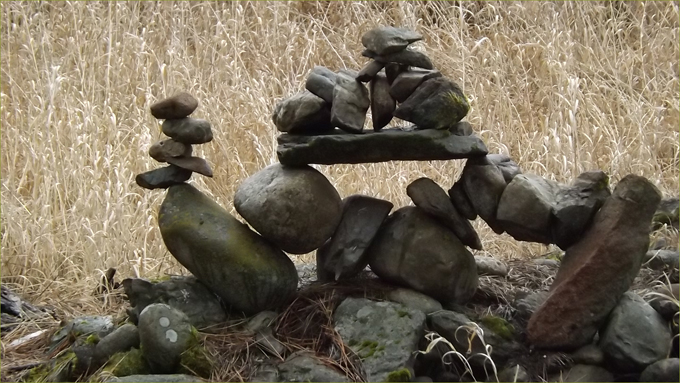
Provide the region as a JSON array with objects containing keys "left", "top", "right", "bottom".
[{"left": 136, "top": 92, "right": 214, "bottom": 190}]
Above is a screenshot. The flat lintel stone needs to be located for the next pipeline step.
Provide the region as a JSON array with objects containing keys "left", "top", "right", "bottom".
[{"left": 277, "top": 128, "right": 488, "bottom": 166}]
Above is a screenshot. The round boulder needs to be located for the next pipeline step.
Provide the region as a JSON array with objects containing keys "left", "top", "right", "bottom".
[{"left": 234, "top": 164, "right": 342, "bottom": 254}]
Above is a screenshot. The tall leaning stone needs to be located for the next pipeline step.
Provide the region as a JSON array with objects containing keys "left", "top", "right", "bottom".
[
  {"left": 527, "top": 175, "right": 661, "bottom": 350},
  {"left": 159, "top": 184, "right": 298, "bottom": 315},
  {"left": 234, "top": 164, "right": 342, "bottom": 254}
]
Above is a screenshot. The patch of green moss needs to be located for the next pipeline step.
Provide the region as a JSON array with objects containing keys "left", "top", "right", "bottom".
[
  {"left": 26, "top": 351, "right": 77, "bottom": 382},
  {"left": 481, "top": 315, "right": 515, "bottom": 341},
  {"left": 653, "top": 208, "right": 679, "bottom": 229},
  {"left": 386, "top": 368, "right": 412, "bottom": 382},
  {"left": 25, "top": 364, "right": 50, "bottom": 382},
  {"left": 357, "top": 340, "right": 381, "bottom": 359},
  {"left": 104, "top": 348, "right": 150, "bottom": 377},
  {"left": 179, "top": 326, "right": 212, "bottom": 378},
  {"left": 545, "top": 251, "right": 564, "bottom": 262},
  {"left": 149, "top": 275, "right": 172, "bottom": 283},
  {"left": 396, "top": 309, "right": 411, "bottom": 318},
  {"left": 84, "top": 334, "right": 100, "bottom": 345}
]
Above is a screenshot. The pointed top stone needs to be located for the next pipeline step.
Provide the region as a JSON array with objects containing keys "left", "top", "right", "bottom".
[{"left": 362, "top": 26, "right": 423, "bottom": 55}]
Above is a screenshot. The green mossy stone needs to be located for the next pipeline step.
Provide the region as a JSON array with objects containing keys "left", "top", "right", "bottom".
[
  {"left": 480, "top": 315, "right": 515, "bottom": 341},
  {"left": 158, "top": 183, "right": 298, "bottom": 315},
  {"left": 386, "top": 368, "right": 412, "bottom": 382},
  {"left": 105, "top": 348, "right": 150, "bottom": 377}
]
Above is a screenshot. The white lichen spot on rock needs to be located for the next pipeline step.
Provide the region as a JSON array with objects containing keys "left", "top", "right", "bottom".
[
  {"left": 166, "top": 329, "right": 178, "bottom": 343},
  {"left": 159, "top": 317, "right": 170, "bottom": 327}
]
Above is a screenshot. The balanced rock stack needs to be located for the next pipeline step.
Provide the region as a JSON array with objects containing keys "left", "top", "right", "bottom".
[{"left": 135, "top": 92, "right": 214, "bottom": 189}]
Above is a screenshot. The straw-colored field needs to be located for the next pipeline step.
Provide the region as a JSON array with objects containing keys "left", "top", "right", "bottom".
[{"left": 1, "top": 1, "right": 678, "bottom": 317}]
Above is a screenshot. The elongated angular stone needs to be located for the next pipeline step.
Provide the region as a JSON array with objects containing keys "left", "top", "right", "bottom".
[
  {"left": 361, "top": 26, "right": 423, "bottom": 55},
  {"left": 277, "top": 128, "right": 488, "bottom": 166},
  {"left": 370, "top": 72, "right": 395, "bottom": 131}
]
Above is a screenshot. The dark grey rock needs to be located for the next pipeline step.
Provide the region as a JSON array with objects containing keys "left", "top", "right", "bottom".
[
  {"left": 50, "top": 315, "right": 114, "bottom": 348},
  {"left": 385, "top": 288, "right": 443, "bottom": 315},
  {"left": 361, "top": 26, "right": 423, "bottom": 55},
  {"left": 494, "top": 364, "right": 530, "bottom": 382},
  {"left": 150, "top": 93, "right": 198, "bottom": 120},
  {"left": 367, "top": 207, "right": 478, "bottom": 305},
  {"left": 639, "top": 358, "right": 680, "bottom": 382},
  {"left": 406, "top": 177, "right": 482, "bottom": 250},
  {"left": 653, "top": 197, "right": 679, "bottom": 230},
  {"left": 513, "top": 291, "right": 549, "bottom": 321},
  {"left": 644, "top": 249, "right": 680, "bottom": 270},
  {"left": 272, "top": 91, "right": 332, "bottom": 134},
  {"left": 550, "top": 364, "right": 614, "bottom": 382},
  {"left": 104, "top": 374, "right": 204, "bottom": 382},
  {"left": 138, "top": 304, "right": 193, "bottom": 374},
  {"left": 249, "top": 364, "right": 279, "bottom": 382},
  {"left": 552, "top": 170, "right": 611, "bottom": 249},
  {"left": 334, "top": 297, "right": 425, "bottom": 382},
  {"left": 254, "top": 327, "right": 284, "bottom": 357},
  {"left": 599, "top": 292, "right": 672, "bottom": 373},
  {"left": 474, "top": 256, "right": 508, "bottom": 277},
  {"left": 496, "top": 174, "right": 560, "bottom": 243},
  {"left": 452, "top": 120, "right": 474, "bottom": 136},
  {"left": 389, "top": 68, "right": 442, "bottom": 103},
  {"left": 363, "top": 48, "right": 434, "bottom": 70},
  {"left": 369, "top": 72, "right": 395, "bottom": 131},
  {"left": 165, "top": 156, "right": 212, "bottom": 177},
  {"left": 160, "top": 183, "right": 298, "bottom": 315},
  {"left": 394, "top": 78, "right": 469, "bottom": 130},
  {"left": 162, "top": 118, "right": 213, "bottom": 144},
  {"left": 277, "top": 128, "right": 488, "bottom": 166},
  {"left": 571, "top": 344, "right": 604, "bottom": 366},
  {"left": 316, "top": 194, "right": 393, "bottom": 282},
  {"left": 135, "top": 165, "right": 192, "bottom": 190},
  {"left": 278, "top": 352, "right": 348, "bottom": 382},
  {"left": 305, "top": 66, "right": 337, "bottom": 104},
  {"left": 461, "top": 156, "right": 507, "bottom": 234},
  {"left": 448, "top": 181, "right": 477, "bottom": 220},
  {"left": 385, "top": 63, "right": 408, "bottom": 84},
  {"left": 149, "top": 139, "right": 192, "bottom": 162},
  {"left": 647, "top": 283, "right": 679, "bottom": 321},
  {"left": 122, "top": 276, "right": 227, "bottom": 330},
  {"left": 94, "top": 324, "right": 140, "bottom": 365},
  {"left": 234, "top": 164, "right": 342, "bottom": 254},
  {"left": 486, "top": 153, "right": 521, "bottom": 183},
  {"left": 245, "top": 311, "right": 278, "bottom": 333},
  {"left": 357, "top": 60, "right": 385, "bottom": 82},
  {"left": 331, "top": 71, "right": 370, "bottom": 133},
  {"left": 528, "top": 175, "right": 662, "bottom": 350}
]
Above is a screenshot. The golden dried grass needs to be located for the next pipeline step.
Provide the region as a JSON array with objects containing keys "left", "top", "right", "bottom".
[{"left": 1, "top": 1, "right": 678, "bottom": 318}]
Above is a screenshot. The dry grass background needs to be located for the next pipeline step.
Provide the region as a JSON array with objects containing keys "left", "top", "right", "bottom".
[{"left": 1, "top": 1, "right": 678, "bottom": 319}]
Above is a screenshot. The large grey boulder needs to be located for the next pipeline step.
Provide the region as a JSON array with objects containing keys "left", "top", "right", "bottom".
[
  {"left": 316, "top": 195, "right": 393, "bottom": 282},
  {"left": 272, "top": 91, "right": 332, "bottom": 134},
  {"left": 138, "top": 304, "right": 194, "bottom": 374},
  {"left": 528, "top": 175, "right": 662, "bottom": 350},
  {"left": 551, "top": 170, "right": 611, "bottom": 248},
  {"left": 305, "top": 66, "right": 337, "bottom": 104},
  {"left": 234, "top": 164, "right": 342, "bottom": 254},
  {"left": 122, "top": 276, "right": 227, "bottom": 330},
  {"left": 331, "top": 71, "right": 370, "bottom": 133},
  {"left": 277, "top": 127, "right": 488, "bottom": 166},
  {"left": 367, "top": 207, "right": 478, "bottom": 305},
  {"left": 496, "top": 174, "right": 561, "bottom": 243},
  {"left": 334, "top": 297, "right": 426, "bottom": 382},
  {"left": 159, "top": 183, "right": 298, "bottom": 315},
  {"left": 406, "top": 177, "right": 482, "bottom": 250},
  {"left": 461, "top": 156, "right": 507, "bottom": 233},
  {"left": 361, "top": 26, "right": 423, "bottom": 55},
  {"left": 393, "top": 78, "right": 469, "bottom": 130},
  {"left": 599, "top": 292, "right": 672, "bottom": 373},
  {"left": 278, "top": 351, "right": 349, "bottom": 382}
]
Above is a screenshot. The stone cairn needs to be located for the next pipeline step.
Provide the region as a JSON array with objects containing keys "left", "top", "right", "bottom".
[{"left": 43, "top": 26, "right": 673, "bottom": 383}]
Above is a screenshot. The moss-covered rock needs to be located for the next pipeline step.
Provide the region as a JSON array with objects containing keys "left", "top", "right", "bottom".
[
  {"left": 480, "top": 315, "right": 515, "bottom": 341},
  {"left": 25, "top": 351, "right": 77, "bottom": 382},
  {"left": 386, "top": 368, "right": 412, "bottom": 382},
  {"left": 104, "top": 348, "right": 150, "bottom": 377},
  {"left": 158, "top": 183, "right": 298, "bottom": 315},
  {"left": 178, "top": 327, "right": 212, "bottom": 378}
]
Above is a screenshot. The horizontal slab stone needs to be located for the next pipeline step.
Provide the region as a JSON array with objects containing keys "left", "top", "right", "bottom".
[{"left": 277, "top": 128, "right": 488, "bottom": 166}]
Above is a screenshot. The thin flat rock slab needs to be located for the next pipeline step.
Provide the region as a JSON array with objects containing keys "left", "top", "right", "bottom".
[
  {"left": 166, "top": 156, "right": 213, "bottom": 177},
  {"left": 394, "top": 77, "right": 470, "bottom": 130},
  {"left": 356, "top": 60, "right": 386, "bottom": 83},
  {"left": 369, "top": 72, "right": 395, "bottom": 131},
  {"left": 277, "top": 128, "right": 488, "bottom": 166},
  {"left": 363, "top": 48, "right": 434, "bottom": 70},
  {"left": 135, "top": 165, "right": 192, "bottom": 190},
  {"left": 361, "top": 26, "right": 423, "bottom": 55},
  {"left": 406, "top": 177, "right": 482, "bottom": 250}
]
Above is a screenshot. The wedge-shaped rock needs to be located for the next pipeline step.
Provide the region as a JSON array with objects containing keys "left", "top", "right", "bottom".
[
  {"left": 363, "top": 48, "right": 434, "bottom": 70},
  {"left": 356, "top": 60, "right": 385, "bottom": 82},
  {"left": 527, "top": 175, "right": 661, "bottom": 349},
  {"left": 389, "top": 68, "right": 442, "bottom": 103},
  {"left": 316, "top": 195, "right": 393, "bottom": 282},
  {"left": 461, "top": 156, "right": 507, "bottom": 233},
  {"left": 361, "top": 26, "right": 423, "bottom": 55},
  {"left": 166, "top": 156, "right": 212, "bottom": 177},
  {"left": 272, "top": 91, "right": 332, "bottom": 134},
  {"left": 367, "top": 207, "right": 478, "bottom": 305},
  {"left": 277, "top": 128, "right": 488, "bottom": 166},
  {"left": 135, "top": 165, "right": 191, "bottom": 190},
  {"left": 407, "top": 177, "right": 482, "bottom": 250},
  {"left": 394, "top": 78, "right": 469, "bottom": 130},
  {"left": 486, "top": 153, "right": 521, "bottom": 183},
  {"left": 369, "top": 72, "right": 395, "bottom": 131},
  {"left": 305, "top": 66, "right": 337, "bottom": 104},
  {"left": 149, "top": 139, "right": 192, "bottom": 162},
  {"left": 162, "top": 118, "right": 213, "bottom": 144},
  {"left": 234, "top": 164, "right": 342, "bottom": 254},
  {"left": 159, "top": 184, "right": 298, "bottom": 315},
  {"left": 331, "top": 72, "right": 369, "bottom": 133},
  {"left": 448, "top": 181, "right": 477, "bottom": 220}
]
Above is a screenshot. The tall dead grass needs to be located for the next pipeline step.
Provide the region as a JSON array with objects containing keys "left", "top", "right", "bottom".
[{"left": 1, "top": 1, "right": 678, "bottom": 311}]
